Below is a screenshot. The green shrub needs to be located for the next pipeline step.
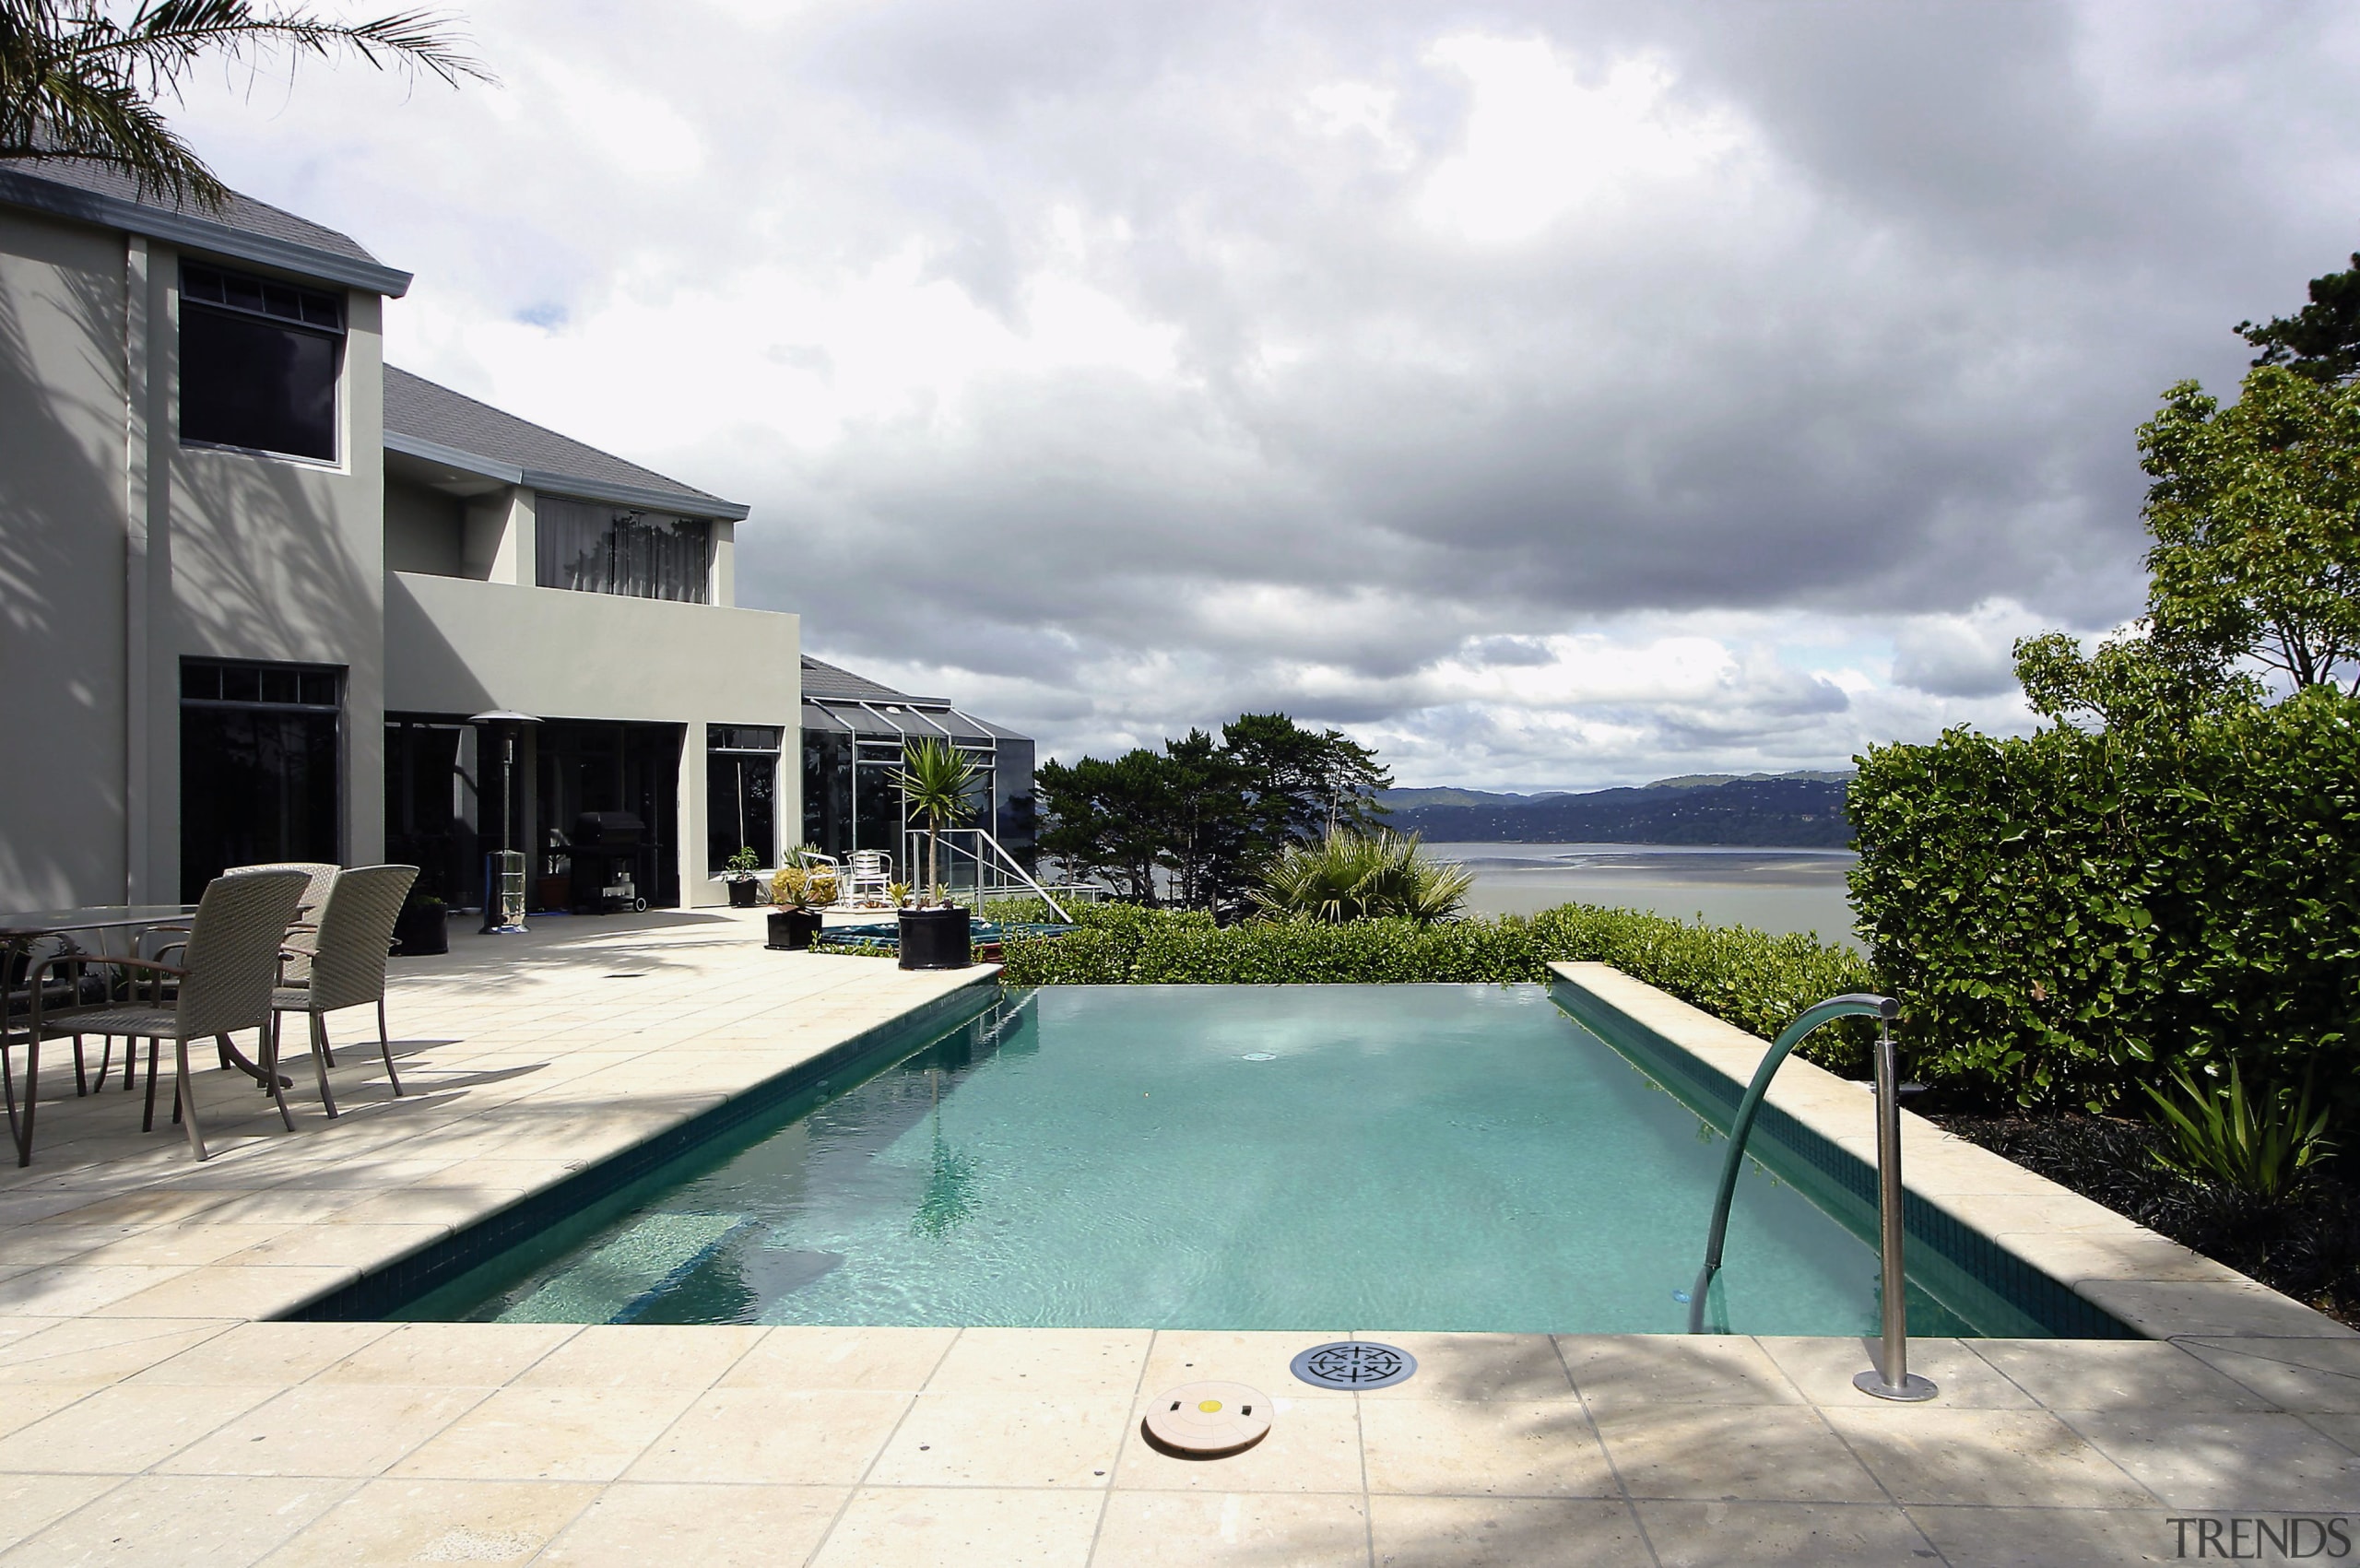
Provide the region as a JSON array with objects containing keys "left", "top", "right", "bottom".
[
  {"left": 979, "top": 896, "right": 1062, "bottom": 925},
  {"left": 997, "top": 902, "right": 1877, "bottom": 1073},
  {"left": 1850, "top": 687, "right": 2360, "bottom": 1114}
]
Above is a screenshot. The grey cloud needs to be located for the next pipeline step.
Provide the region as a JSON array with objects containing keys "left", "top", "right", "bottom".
[{"left": 220, "top": 0, "right": 2360, "bottom": 779}]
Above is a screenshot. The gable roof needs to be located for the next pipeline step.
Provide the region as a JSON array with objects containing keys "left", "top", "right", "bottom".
[
  {"left": 384, "top": 367, "right": 749, "bottom": 520},
  {"left": 0, "top": 156, "right": 409, "bottom": 296}
]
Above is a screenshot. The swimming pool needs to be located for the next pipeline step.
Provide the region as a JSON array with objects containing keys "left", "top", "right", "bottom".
[{"left": 390, "top": 984, "right": 2106, "bottom": 1337}]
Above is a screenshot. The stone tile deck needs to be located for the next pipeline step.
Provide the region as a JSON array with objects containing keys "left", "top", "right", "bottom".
[{"left": 0, "top": 916, "right": 2346, "bottom": 1563}]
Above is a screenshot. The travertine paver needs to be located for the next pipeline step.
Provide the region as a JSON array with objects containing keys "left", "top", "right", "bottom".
[{"left": 0, "top": 922, "right": 2345, "bottom": 1562}]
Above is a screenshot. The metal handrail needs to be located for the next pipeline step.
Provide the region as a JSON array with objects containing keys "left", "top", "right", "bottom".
[
  {"left": 1684, "top": 991, "right": 1937, "bottom": 1402},
  {"left": 898, "top": 826, "right": 1075, "bottom": 923}
]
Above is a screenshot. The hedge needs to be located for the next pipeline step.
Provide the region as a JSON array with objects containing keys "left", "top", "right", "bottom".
[
  {"left": 1849, "top": 686, "right": 2360, "bottom": 1114},
  {"left": 999, "top": 902, "right": 1879, "bottom": 1074}
]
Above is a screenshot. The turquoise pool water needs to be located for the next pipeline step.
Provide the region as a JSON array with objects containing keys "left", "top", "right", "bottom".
[{"left": 401, "top": 984, "right": 1988, "bottom": 1335}]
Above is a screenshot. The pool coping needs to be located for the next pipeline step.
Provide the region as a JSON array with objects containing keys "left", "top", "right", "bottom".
[
  {"left": 286, "top": 975, "right": 1006, "bottom": 1322},
  {"left": 1548, "top": 961, "right": 2356, "bottom": 1345}
]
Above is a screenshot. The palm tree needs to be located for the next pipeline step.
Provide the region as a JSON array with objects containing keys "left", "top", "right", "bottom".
[
  {"left": 1, "top": 1, "right": 490, "bottom": 209},
  {"left": 1251, "top": 829, "right": 1475, "bottom": 925},
  {"left": 891, "top": 737, "right": 978, "bottom": 907}
]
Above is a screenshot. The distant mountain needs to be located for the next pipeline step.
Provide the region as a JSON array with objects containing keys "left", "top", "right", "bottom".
[
  {"left": 1643, "top": 770, "right": 1856, "bottom": 791},
  {"left": 1383, "top": 774, "right": 1853, "bottom": 848},
  {"left": 1375, "top": 787, "right": 1570, "bottom": 808}
]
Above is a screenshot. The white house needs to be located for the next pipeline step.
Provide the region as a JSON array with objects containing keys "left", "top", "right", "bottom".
[{"left": 0, "top": 158, "right": 802, "bottom": 912}]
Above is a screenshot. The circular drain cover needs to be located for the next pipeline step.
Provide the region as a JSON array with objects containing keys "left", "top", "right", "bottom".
[
  {"left": 1241, "top": 1052, "right": 1277, "bottom": 1061},
  {"left": 1141, "top": 1381, "right": 1272, "bottom": 1458},
  {"left": 1291, "top": 1340, "right": 1417, "bottom": 1391}
]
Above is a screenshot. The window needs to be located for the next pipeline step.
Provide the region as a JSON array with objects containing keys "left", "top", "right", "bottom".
[
  {"left": 707, "top": 725, "right": 782, "bottom": 874},
  {"left": 536, "top": 495, "right": 712, "bottom": 603},
  {"left": 179, "top": 658, "right": 343, "bottom": 902},
  {"left": 179, "top": 263, "right": 343, "bottom": 461}
]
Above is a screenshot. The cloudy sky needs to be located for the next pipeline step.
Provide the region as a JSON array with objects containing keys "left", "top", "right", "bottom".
[{"left": 175, "top": 0, "right": 2360, "bottom": 787}]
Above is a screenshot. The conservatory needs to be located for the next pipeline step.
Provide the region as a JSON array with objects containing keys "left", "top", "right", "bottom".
[{"left": 798, "top": 656, "right": 1037, "bottom": 883}]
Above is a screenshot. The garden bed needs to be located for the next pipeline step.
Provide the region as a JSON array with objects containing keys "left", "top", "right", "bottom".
[{"left": 1933, "top": 1111, "right": 2360, "bottom": 1328}]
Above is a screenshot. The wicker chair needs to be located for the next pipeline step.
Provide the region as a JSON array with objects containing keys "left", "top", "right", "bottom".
[
  {"left": 26, "top": 867, "right": 308, "bottom": 1161},
  {"left": 120, "top": 860, "right": 337, "bottom": 1078},
  {"left": 267, "top": 865, "right": 418, "bottom": 1117}
]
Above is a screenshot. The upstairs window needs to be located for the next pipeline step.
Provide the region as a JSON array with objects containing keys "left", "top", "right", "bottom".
[
  {"left": 180, "top": 263, "right": 344, "bottom": 462},
  {"left": 536, "top": 495, "right": 712, "bottom": 603}
]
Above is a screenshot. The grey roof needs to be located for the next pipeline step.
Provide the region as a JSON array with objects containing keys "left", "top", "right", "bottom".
[
  {"left": 799, "top": 656, "right": 1032, "bottom": 745},
  {"left": 0, "top": 156, "right": 408, "bottom": 296},
  {"left": 800, "top": 655, "right": 936, "bottom": 704},
  {"left": 384, "top": 368, "right": 749, "bottom": 520}
]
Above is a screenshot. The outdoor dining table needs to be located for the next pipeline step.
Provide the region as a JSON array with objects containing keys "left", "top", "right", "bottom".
[{"left": 0, "top": 902, "right": 285, "bottom": 1163}]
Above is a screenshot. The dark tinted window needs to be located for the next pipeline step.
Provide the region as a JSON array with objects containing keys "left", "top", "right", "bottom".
[
  {"left": 179, "top": 658, "right": 343, "bottom": 900},
  {"left": 180, "top": 264, "right": 343, "bottom": 461}
]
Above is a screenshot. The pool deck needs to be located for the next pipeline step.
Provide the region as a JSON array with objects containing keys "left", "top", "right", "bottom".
[{"left": 0, "top": 916, "right": 2344, "bottom": 1564}]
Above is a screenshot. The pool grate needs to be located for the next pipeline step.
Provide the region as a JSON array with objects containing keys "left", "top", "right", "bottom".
[{"left": 1290, "top": 1340, "right": 1416, "bottom": 1390}]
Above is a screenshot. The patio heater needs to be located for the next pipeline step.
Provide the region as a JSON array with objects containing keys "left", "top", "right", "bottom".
[{"left": 469, "top": 710, "right": 541, "bottom": 934}]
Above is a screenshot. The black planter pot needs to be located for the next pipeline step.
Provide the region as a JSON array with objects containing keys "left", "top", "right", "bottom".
[
  {"left": 767, "top": 907, "right": 825, "bottom": 950},
  {"left": 726, "top": 878, "right": 763, "bottom": 908},
  {"left": 392, "top": 904, "right": 448, "bottom": 957},
  {"left": 898, "top": 905, "right": 973, "bottom": 970}
]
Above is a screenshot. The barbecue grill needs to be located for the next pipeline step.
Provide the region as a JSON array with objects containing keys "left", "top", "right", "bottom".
[{"left": 569, "top": 811, "right": 647, "bottom": 913}]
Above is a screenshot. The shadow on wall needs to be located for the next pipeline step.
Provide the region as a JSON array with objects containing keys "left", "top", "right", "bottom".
[
  {"left": 168, "top": 423, "right": 382, "bottom": 678},
  {"left": 382, "top": 573, "right": 495, "bottom": 717},
  {"left": 0, "top": 235, "right": 127, "bottom": 906}
]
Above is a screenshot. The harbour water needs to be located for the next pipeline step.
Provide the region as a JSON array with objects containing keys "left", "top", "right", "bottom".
[{"left": 1430, "top": 843, "right": 1863, "bottom": 952}]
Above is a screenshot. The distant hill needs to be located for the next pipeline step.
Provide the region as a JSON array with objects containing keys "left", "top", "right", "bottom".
[
  {"left": 1643, "top": 770, "right": 1856, "bottom": 791},
  {"left": 1375, "top": 787, "right": 1570, "bottom": 808},
  {"left": 1383, "top": 774, "right": 1853, "bottom": 847}
]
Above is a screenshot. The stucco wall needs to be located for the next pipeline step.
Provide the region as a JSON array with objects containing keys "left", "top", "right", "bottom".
[
  {"left": 386, "top": 572, "right": 801, "bottom": 905},
  {"left": 385, "top": 477, "right": 465, "bottom": 577},
  {"left": 0, "top": 207, "right": 130, "bottom": 908},
  {"left": 157, "top": 257, "right": 389, "bottom": 894}
]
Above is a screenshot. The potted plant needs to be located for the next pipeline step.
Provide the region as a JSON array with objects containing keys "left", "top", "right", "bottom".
[
  {"left": 722, "top": 845, "right": 765, "bottom": 907},
  {"left": 391, "top": 890, "right": 449, "bottom": 957},
  {"left": 892, "top": 737, "right": 976, "bottom": 970},
  {"left": 764, "top": 852, "right": 836, "bottom": 950}
]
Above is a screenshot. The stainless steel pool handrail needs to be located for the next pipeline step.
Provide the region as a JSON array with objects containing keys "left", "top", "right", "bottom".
[
  {"left": 1685, "top": 993, "right": 1933, "bottom": 1397},
  {"left": 1854, "top": 1010, "right": 1939, "bottom": 1402}
]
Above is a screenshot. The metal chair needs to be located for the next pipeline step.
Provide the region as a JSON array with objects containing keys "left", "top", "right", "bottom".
[
  {"left": 845, "top": 850, "right": 893, "bottom": 906},
  {"left": 4, "top": 934, "right": 109, "bottom": 1099},
  {"left": 25, "top": 867, "right": 308, "bottom": 1161},
  {"left": 267, "top": 865, "right": 418, "bottom": 1117}
]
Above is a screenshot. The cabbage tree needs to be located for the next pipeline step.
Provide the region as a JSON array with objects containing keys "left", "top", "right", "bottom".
[{"left": 892, "top": 737, "right": 978, "bottom": 907}]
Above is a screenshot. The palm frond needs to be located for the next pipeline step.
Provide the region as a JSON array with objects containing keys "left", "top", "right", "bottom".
[
  {"left": 1, "top": 0, "right": 488, "bottom": 209},
  {"left": 87, "top": 2, "right": 491, "bottom": 90}
]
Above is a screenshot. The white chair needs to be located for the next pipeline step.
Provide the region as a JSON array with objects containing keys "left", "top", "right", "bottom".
[
  {"left": 29, "top": 867, "right": 308, "bottom": 1161},
  {"left": 845, "top": 850, "right": 893, "bottom": 906},
  {"left": 268, "top": 865, "right": 418, "bottom": 1117}
]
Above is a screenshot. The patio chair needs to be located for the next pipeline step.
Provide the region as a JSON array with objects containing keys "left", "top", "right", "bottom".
[
  {"left": 25, "top": 867, "right": 308, "bottom": 1161},
  {"left": 4, "top": 934, "right": 111, "bottom": 1099},
  {"left": 845, "top": 850, "right": 893, "bottom": 906},
  {"left": 131, "top": 860, "right": 337, "bottom": 1075},
  {"left": 267, "top": 865, "right": 417, "bottom": 1117}
]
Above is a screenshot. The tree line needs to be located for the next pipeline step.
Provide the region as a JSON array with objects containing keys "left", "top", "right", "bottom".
[{"left": 1036, "top": 713, "right": 1392, "bottom": 911}]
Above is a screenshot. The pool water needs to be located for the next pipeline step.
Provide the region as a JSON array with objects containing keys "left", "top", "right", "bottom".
[{"left": 402, "top": 984, "right": 1981, "bottom": 1336}]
